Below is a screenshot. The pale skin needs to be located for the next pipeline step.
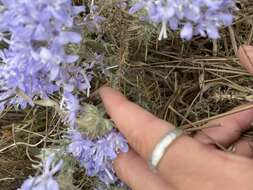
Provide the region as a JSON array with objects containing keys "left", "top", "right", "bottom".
[{"left": 99, "top": 45, "right": 253, "bottom": 190}]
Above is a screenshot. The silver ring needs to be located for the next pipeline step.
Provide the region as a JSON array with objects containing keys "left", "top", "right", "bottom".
[{"left": 149, "top": 128, "right": 183, "bottom": 170}]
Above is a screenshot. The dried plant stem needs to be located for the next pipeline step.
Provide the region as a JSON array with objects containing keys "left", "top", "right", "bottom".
[
  {"left": 212, "top": 39, "right": 218, "bottom": 56},
  {"left": 247, "top": 24, "right": 253, "bottom": 45},
  {"left": 183, "top": 104, "right": 253, "bottom": 129},
  {"left": 0, "top": 138, "right": 47, "bottom": 153},
  {"left": 228, "top": 26, "right": 238, "bottom": 55},
  {"left": 0, "top": 178, "right": 15, "bottom": 182},
  {"left": 168, "top": 105, "right": 196, "bottom": 128}
]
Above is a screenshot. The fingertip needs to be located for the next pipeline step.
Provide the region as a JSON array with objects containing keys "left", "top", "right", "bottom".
[
  {"left": 98, "top": 86, "right": 113, "bottom": 97},
  {"left": 238, "top": 45, "right": 253, "bottom": 74},
  {"left": 99, "top": 86, "right": 123, "bottom": 98},
  {"left": 99, "top": 86, "right": 129, "bottom": 119},
  {"left": 99, "top": 86, "right": 126, "bottom": 103}
]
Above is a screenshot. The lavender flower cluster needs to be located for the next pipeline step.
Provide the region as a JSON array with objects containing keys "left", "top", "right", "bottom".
[
  {"left": 0, "top": 0, "right": 129, "bottom": 189},
  {"left": 84, "top": 4, "right": 106, "bottom": 33},
  {"left": 129, "top": 0, "right": 236, "bottom": 40},
  {"left": 67, "top": 129, "right": 129, "bottom": 185},
  {"left": 19, "top": 154, "right": 63, "bottom": 190},
  {"left": 0, "top": 0, "right": 89, "bottom": 111}
]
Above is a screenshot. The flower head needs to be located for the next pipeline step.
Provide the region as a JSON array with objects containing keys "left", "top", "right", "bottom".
[
  {"left": 0, "top": 0, "right": 97, "bottom": 130},
  {"left": 130, "top": 0, "right": 236, "bottom": 40},
  {"left": 61, "top": 92, "right": 80, "bottom": 128},
  {"left": 19, "top": 154, "right": 63, "bottom": 190},
  {"left": 67, "top": 129, "right": 128, "bottom": 185},
  {"left": 83, "top": 5, "right": 106, "bottom": 33},
  {"left": 0, "top": 0, "right": 87, "bottom": 110}
]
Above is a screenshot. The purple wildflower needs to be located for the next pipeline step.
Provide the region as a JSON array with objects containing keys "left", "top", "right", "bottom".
[
  {"left": 180, "top": 23, "right": 193, "bottom": 40},
  {"left": 61, "top": 92, "right": 80, "bottom": 128},
  {"left": 0, "top": 0, "right": 88, "bottom": 110},
  {"left": 67, "top": 129, "right": 129, "bottom": 185},
  {"left": 117, "top": 1, "right": 128, "bottom": 9},
  {"left": 83, "top": 5, "right": 106, "bottom": 33},
  {"left": 19, "top": 154, "right": 63, "bottom": 190},
  {"left": 129, "top": 0, "right": 236, "bottom": 40}
]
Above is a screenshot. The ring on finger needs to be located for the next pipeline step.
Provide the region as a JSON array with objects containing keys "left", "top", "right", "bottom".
[{"left": 149, "top": 128, "right": 183, "bottom": 170}]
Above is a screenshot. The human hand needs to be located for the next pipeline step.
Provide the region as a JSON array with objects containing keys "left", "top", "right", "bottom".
[{"left": 99, "top": 45, "right": 253, "bottom": 190}]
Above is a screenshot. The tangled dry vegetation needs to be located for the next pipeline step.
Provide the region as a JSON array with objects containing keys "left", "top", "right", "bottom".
[{"left": 1, "top": 0, "right": 253, "bottom": 189}]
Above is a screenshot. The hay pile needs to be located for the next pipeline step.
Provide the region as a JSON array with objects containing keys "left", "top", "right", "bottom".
[{"left": 1, "top": 0, "right": 253, "bottom": 189}]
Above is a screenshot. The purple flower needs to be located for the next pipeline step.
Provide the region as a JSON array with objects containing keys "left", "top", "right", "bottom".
[
  {"left": 0, "top": 0, "right": 85, "bottom": 94},
  {"left": 67, "top": 129, "right": 129, "bottom": 185},
  {"left": 106, "top": 132, "right": 129, "bottom": 154},
  {"left": 19, "top": 154, "right": 63, "bottom": 190},
  {"left": 130, "top": 0, "right": 236, "bottom": 40},
  {"left": 83, "top": 5, "right": 106, "bottom": 33},
  {"left": 61, "top": 92, "right": 80, "bottom": 128},
  {"left": 180, "top": 23, "right": 193, "bottom": 40},
  {"left": 129, "top": 2, "right": 145, "bottom": 14},
  {"left": 0, "top": 0, "right": 88, "bottom": 111}
]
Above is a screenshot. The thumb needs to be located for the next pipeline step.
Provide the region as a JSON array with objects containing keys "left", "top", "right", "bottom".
[{"left": 238, "top": 45, "right": 253, "bottom": 74}]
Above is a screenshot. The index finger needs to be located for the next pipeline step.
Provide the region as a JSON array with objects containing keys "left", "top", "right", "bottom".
[{"left": 99, "top": 87, "right": 229, "bottom": 186}]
